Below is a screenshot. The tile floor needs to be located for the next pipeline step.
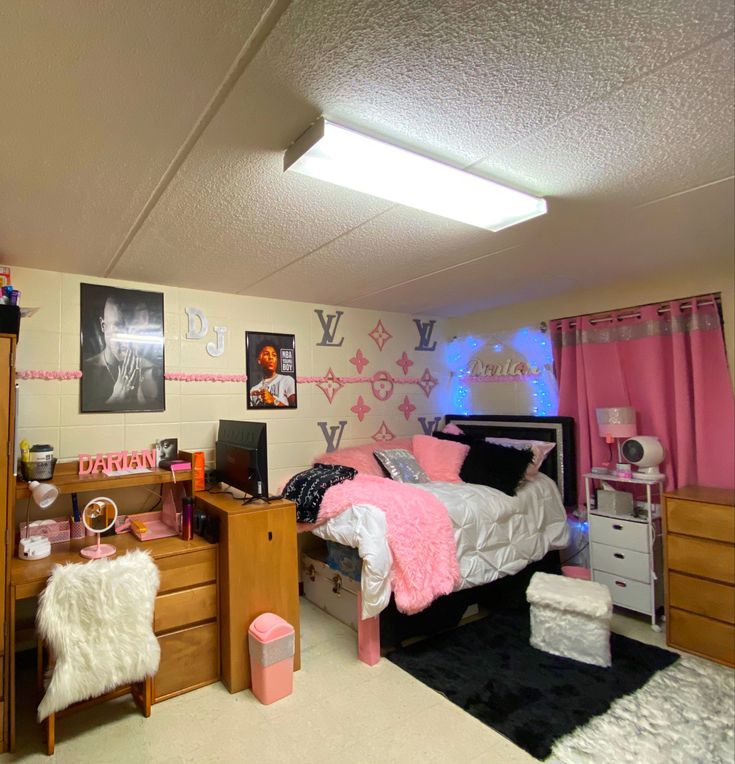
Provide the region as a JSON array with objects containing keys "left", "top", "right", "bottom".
[{"left": 2, "top": 599, "right": 670, "bottom": 763}]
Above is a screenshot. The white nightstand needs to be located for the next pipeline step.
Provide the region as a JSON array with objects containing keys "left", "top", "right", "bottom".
[{"left": 584, "top": 471, "right": 665, "bottom": 630}]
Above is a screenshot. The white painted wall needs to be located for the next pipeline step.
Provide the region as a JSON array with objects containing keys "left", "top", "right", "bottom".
[{"left": 14, "top": 266, "right": 451, "bottom": 517}]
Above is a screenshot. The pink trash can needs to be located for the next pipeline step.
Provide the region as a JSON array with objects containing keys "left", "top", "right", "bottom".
[{"left": 248, "top": 613, "right": 295, "bottom": 705}]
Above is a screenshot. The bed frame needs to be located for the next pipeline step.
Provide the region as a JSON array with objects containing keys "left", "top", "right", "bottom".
[{"left": 356, "top": 414, "right": 577, "bottom": 665}]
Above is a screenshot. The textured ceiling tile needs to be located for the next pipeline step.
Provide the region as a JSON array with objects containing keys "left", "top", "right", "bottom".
[
  {"left": 347, "top": 179, "right": 735, "bottom": 316},
  {"left": 475, "top": 36, "right": 735, "bottom": 200},
  {"left": 0, "top": 0, "right": 273, "bottom": 272},
  {"left": 1, "top": 0, "right": 733, "bottom": 315}
]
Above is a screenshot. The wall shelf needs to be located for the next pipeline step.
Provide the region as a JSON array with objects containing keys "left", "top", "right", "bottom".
[{"left": 16, "top": 461, "right": 191, "bottom": 500}]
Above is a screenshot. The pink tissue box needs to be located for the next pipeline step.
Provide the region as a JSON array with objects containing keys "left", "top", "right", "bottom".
[{"left": 19, "top": 517, "right": 71, "bottom": 544}]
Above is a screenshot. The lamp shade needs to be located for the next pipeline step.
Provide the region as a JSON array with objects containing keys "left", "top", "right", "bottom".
[
  {"left": 596, "top": 407, "right": 637, "bottom": 440},
  {"left": 28, "top": 480, "right": 59, "bottom": 509}
]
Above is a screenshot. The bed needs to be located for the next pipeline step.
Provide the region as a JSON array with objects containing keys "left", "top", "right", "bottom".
[{"left": 300, "top": 414, "right": 576, "bottom": 663}]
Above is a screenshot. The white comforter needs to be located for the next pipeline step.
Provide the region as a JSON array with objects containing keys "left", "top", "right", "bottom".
[{"left": 312, "top": 472, "right": 570, "bottom": 618}]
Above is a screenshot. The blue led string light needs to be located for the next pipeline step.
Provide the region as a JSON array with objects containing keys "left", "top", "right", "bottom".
[
  {"left": 507, "top": 327, "right": 559, "bottom": 415},
  {"left": 443, "top": 336, "right": 483, "bottom": 414}
]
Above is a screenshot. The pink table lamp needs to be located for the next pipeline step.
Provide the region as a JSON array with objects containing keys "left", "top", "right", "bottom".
[{"left": 596, "top": 406, "right": 637, "bottom": 473}]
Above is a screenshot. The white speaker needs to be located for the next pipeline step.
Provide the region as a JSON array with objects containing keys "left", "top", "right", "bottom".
[{"left": 622, "top": 436, "right": 665, "bottom": 479}]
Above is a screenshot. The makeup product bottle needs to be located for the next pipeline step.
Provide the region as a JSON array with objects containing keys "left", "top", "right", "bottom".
[{"left": 181, "top": 496, "right": 194, "bottom": 541}]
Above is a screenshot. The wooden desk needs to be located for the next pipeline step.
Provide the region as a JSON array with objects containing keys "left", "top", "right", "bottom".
[
  {"left": 8, "top": 534, "right": 219, "bottom": 750},
  {"left": 196, "top": 493, "right": 300, "bottom": 692}
]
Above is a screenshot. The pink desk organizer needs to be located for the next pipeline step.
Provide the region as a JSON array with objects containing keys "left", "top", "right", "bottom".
[{"left": 129, "top": 482, "right": 183, "bottom": 541}]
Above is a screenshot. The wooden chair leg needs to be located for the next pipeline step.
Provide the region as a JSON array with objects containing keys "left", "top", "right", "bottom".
[
  {"left": 36, "top": 640, "right": 45, "bottom": 697},
  {"left": 45, "top": 713, "right": 55, "bottom": 756},
  {"left": 132, "top": 676, "right": 153, "bottom": 718}
]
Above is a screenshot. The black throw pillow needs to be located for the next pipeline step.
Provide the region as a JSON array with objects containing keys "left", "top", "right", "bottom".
[
  {"left": 432, "top": 430, "right": 477, "bottom": 446},
  {"left": 458, "top": 440, "right": 534, "bottom": 496}
]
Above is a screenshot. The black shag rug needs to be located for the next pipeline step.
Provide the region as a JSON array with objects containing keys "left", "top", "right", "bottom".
[{"left": 387, "top": 605, "right": 679, "bottom": 760}]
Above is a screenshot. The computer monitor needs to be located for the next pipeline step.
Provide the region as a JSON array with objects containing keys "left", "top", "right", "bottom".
[{"left": 215, "top": 420, "right": 269, "bottom": 501}]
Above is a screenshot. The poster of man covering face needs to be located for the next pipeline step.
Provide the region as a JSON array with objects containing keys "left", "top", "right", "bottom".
[
  {"left": 246, "top": 332, "right": 297, "bottom": 408},
  {"left": 80, "top": 283, "right": 165, "bottom": 413}
]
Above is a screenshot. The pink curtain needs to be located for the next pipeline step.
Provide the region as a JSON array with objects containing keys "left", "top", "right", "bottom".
[{"left": 553, "top": 297, "right": 735, "bottom": 501}]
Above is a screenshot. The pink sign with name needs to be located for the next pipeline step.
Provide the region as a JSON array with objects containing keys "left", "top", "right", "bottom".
[{"left": 78, "top": 449, "right": 157, "bottom": 475}]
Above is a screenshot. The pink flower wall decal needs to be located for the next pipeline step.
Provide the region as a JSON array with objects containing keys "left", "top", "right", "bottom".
[
  {"left": 316, "top": 367, "right": 344, "bottom": 403},
  {"left": 350, "top": 395, "right": 371, "bottom": 422},
  {"left": 371, "top": 421, "right": 395, "bottom": 442},
  {"left": 349, "top": 348, "right": 370, "bottom": 374},
  {"left": 418, "top": 368, "right": 439, "bottom": 398},
  {"left": 368, "top": 319, "right": 392, "bottom": 351},
  {"left": 396, "top": 351, "right": 414, "bottom": 375},
  {"left": 398, "top": 395, "right": 416, "bottom": 420}
]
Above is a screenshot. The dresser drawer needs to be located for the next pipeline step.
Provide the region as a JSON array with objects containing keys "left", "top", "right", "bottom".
[
  {"left": 591, "top": 542, "right": 650, "bottom": 583},
  {"left": 666, "top": 498, "right": 734, "bottom": 543},
  {"left": 593, "top": 570, "right": 652, "bottom": 614},
  {"left": 667, "top": 534, "right": 734, "bottom": 584},
  {"left": 669, "top": 571, "right": 735, "bottom": 624},
  {"left": 590, "top": 514, "right": 648, "bottom": 553},
  {"left": 154, "top": 622, "right": 219, "bottom": 702},
  {"left": 669, "top": 608, "right": 735, "bottom": 667},
  {"left": 157, "top": 548, "right": 216, "bottom": 594},
  {"left": 154, "top": 583, "right": 217, "bottom": 634}
]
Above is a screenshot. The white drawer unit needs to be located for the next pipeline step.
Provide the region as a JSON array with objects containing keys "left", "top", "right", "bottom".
[
  {"left": 589, "top": 513, "right": 648, "bottom": 553},
  {"left": 593, "top": 571, "right": 652, "bottom": 614},
  {"left": 585, "top": 471, "right": 665, "bottom": 631},
  {"left": 591, "top": 542, "right": 650, "bottom": 583}
]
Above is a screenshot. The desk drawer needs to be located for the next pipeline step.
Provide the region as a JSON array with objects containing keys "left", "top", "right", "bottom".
[
  {"left": 154, "top": 584, "right": 217, "bottom": 634},
  {"left": 669, "top": 571, "right": 734, "bottom": 624},
  {"left": 157, "top": 548, "right": 216, "bottom": 593},
  {"left": 669, "top": 608, "right": 735, "bottom": 667},
  {"left": 154, "top": 622, "right": 219, "bottom": 702},
  {"left": 667, "top": 535, "right": 734, "bottom": 584},
  {"left": 590, "top": 514, "right": 648, "bottom": 553},
  {"left": 666, "top": 499, "right": 734, "bottom": 543},
  {"left": 591, "top": 542, "right": 650, "bottom": 583},
  {"left": 593, "top": 570, "right": 652, "bottom": 614}
]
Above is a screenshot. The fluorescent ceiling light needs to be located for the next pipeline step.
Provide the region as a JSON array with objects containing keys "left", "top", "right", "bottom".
[{"left": 284, "top": 118, "right": 546, "bottom": 231}]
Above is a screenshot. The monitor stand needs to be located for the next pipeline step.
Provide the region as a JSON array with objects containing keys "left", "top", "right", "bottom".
[{"left": 241, "top": 494, "right": 276, "bottom": 505}]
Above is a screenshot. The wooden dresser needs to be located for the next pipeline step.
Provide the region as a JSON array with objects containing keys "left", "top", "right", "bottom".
[
  {"left": 196, "top": 493, "right": 300, "bottom": 693},
  {"left": 663, "top": 486, "right": 735, "bottom": 667}
]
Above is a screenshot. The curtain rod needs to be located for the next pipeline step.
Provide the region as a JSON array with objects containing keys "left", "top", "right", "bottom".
[{"left": 552, "top": 294, "right": 721, "bottom": 328}]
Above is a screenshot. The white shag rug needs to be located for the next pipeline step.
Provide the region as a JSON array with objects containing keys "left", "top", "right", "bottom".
[{"left": 549, "top": 653, "right": 735, "bottom": 764}]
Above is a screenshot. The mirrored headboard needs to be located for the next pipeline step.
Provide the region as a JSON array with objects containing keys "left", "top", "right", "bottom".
[{"left": 443, "top": 414, "right": 577, "bottom": 508}]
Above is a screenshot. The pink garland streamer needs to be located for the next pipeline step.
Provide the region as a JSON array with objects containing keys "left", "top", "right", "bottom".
[
  {"left": 165, "top": 372, "right": 248, "bottom": 383},
  {"left": 17, "top": 370, "right": 82, "bottom": 380},
  {"left": 20, "top": 371, "right": 536, "bottom": 385}
]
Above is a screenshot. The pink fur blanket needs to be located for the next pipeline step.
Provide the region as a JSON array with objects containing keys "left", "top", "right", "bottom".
[{"left": 316, "top": 475, "right": 460, "bottom": 615}]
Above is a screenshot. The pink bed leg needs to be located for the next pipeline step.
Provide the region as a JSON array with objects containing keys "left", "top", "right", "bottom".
[{"left": 357, "top": 593, "right": 381, "bottom": 666}]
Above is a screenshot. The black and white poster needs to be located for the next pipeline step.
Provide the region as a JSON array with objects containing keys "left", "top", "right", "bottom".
[
  {"left": 80, "top": 283, "right": 165, "bottom": 413},
  {"left": 246, "top": 332, "right": 297, "bottom": 408}
]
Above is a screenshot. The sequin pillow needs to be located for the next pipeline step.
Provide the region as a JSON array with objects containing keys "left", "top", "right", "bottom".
[{"left": 374, "top": 449, "right": 430, "bottom": 483}]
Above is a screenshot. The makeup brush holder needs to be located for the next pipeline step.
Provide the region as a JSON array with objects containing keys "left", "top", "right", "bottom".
[{"left": 20, "top": 458, "right": 57, "bottom": 482}]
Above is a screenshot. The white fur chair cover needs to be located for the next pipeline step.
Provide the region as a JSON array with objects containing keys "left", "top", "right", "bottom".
[{"left": 36, "top": 549, "right": 160, "bottom": 721}]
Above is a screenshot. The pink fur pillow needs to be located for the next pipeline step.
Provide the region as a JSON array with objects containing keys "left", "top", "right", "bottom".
[
  {"left": 442, "top": 423, "right": 464, "bottom": 435},
  {"left": 412, "top": 434, "right": 470, "bottom": 482},
  {"left": 314, "top": 438, "right": 414, "bottom": 476},
  {"left": 484, "top": 437, "right": 556, "bottom": 478}
]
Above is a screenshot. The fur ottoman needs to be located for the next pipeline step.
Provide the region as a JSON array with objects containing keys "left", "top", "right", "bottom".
[{"left": 526, "top": 572, "right": 612, "bottom": 667}]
